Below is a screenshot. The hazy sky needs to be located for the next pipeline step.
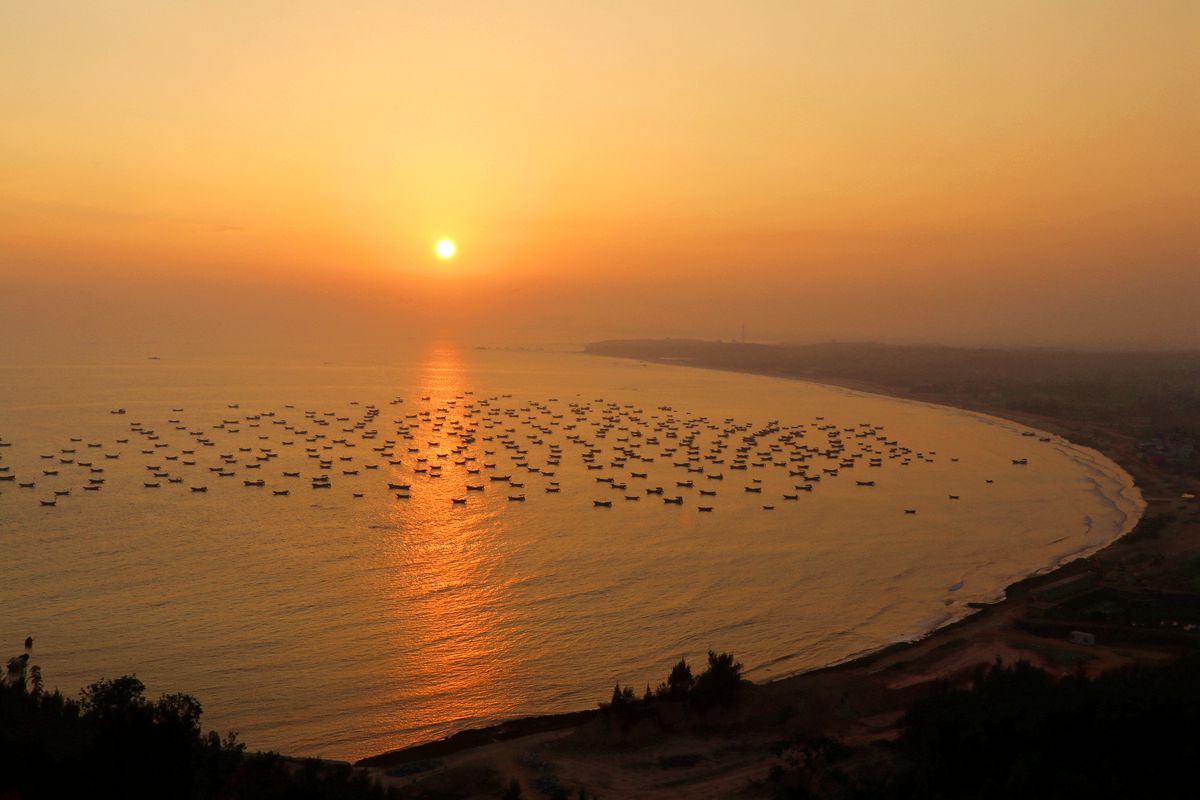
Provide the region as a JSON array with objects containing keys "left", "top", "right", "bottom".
[{"left": 2, "top": 1, "right": 1196, "bottom": 356}]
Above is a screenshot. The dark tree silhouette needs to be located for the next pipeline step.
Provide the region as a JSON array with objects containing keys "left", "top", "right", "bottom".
[{"left": 692, "top": 650, "right": 743, "bottom": 710}]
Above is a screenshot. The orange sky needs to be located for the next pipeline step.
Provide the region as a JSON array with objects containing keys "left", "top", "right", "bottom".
[{"left": 1, "top": 1, "right": 1197, "bottom": 354}]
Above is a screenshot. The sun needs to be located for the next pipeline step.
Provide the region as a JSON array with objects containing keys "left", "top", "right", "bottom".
[{"left": 435, "top": 239, "right": 456, "bottom": 260}]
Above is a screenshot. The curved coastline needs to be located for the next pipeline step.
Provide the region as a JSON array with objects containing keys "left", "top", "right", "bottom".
[
  {"left": 356, "top": 350, "right": 1153, "bottom": 771},
  {"left": 724, "top": 365, "right": 1146, "bottom": 668}
]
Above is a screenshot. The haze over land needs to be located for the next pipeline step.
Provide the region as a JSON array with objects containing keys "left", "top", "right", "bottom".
[{"left": 2, "top": 1, "right": 1197, "bottom": 359}]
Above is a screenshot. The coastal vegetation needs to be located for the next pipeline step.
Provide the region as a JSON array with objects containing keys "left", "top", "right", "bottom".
[
  {"left": 11, "top": 645, "right": 1200, "bottom": 798},
  {"left": 765, "top": 655, "right": 1200, "bottom": 799},
  {"left": 0, "top": 650, "right": 396, "bottom": 799},
  {"left": 602, "top": 650, "right": 745, "bottom": 728}
]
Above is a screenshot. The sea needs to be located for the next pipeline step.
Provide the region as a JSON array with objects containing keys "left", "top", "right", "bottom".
[{"left": 0, "top": 343, "right": 1144, "bottom": 760}]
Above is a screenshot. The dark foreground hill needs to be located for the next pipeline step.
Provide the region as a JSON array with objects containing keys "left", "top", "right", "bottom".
[{"left": 0, "top": 659, "right": 395, "bottom": 799}]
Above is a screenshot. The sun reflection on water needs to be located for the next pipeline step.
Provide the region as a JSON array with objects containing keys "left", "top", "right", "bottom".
[{"left": 376, "top": 341, "right": 526, "bottom": 733}]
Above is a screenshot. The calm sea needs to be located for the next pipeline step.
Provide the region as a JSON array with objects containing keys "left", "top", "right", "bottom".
[{"left": 0, "top": 344, "right": 1143, "bottom": 759}]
